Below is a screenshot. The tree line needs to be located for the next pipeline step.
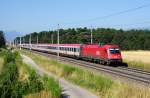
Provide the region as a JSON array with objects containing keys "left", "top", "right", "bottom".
[
  {"left": 15, "top": 28, "right": 150, "bottom": 50},
  {"left": 0, "top": 31, "right": 6, "bottom": 48}
]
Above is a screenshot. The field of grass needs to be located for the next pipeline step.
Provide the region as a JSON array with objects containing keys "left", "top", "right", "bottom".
[
  {"left": 16, "top": 52, "right": 61, "bottom": 98},
  {"left": 21, "top": 50, "right": 150, "bottom": 98},
  {"left": 0, "top": 50, "right": 4, "bottom": 72},
  {"left": 0, "top": 50, "right": 61, "bottom": 98},
  {"left": 0, "top": 57, "right": 3, "bottom": 72},
  {"left": 122, "top": 51, "right": 150, "bottom": 71},
  {"left": 18, "top": 58, "right": 61, "bottom": 98}
]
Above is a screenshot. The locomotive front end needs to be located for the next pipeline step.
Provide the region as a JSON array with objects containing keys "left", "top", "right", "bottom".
[{"left": 106, "top": 45, "right": 123, "bottom": 65}]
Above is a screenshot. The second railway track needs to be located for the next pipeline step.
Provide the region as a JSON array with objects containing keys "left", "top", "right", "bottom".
[{"left": 24, "top": 49, "right": 150, "bottom": 84}]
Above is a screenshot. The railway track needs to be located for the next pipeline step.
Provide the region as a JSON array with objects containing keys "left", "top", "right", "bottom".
[{"left": 25, "top": 49, "right": 150, "bottom": 84}]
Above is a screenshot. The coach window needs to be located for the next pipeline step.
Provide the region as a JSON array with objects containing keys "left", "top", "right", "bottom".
[
  {"left": 74, "top": 48, "right": 76, "bottom": 52},
  {"left": 76, "top": 48, "right": 78, "bottom": 52},
  {"left": 77, "top": 48, "right": 79, "bottom": 52},
  {"left": 72, "top": 48, "right": 74, "bottom": 52}
]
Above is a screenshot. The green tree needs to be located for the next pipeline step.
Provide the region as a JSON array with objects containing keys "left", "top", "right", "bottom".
[{"left": 0, "top": 31, "right": 6, "bottom": 48}]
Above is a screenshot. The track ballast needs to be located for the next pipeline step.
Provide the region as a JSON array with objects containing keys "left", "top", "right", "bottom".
[{"left": 25, "top": 49, "right": 150, "bottom": 84}]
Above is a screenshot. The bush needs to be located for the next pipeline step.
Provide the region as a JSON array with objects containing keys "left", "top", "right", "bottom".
[
  {"left": 0, "top": 51, "right": 19, "bottom": 98},
  {"left": 0, "top": 51, "right": 44, "bottom": 98},
  {"left": 43, "top": 75, "right": 61, "bottom": 98}
]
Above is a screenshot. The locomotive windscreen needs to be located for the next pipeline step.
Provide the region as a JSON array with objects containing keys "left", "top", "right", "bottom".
[{"left": 109, "top": 48, "right": 120, "bottom": 54}]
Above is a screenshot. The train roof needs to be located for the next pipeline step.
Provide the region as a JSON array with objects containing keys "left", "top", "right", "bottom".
[
  {"left": 30, "top": 43, "right": 119, "bottom": 48},
  {"left": 82, "top": 44, "right": 119, "bottom": 48},
  {"left": 36, "top": 44, "right": 82, "bottom": 47},
  {"left": 48, "top": 44, "right": 82, "bottom": 46}
]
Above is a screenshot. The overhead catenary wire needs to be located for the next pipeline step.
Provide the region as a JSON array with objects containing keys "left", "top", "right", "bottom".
[
  {"left": 14, "top": 3, "right": 150, "bottom": 42},
  {"left": 100, "top": 20, "right": 150, "bottom": 28},
  {"left": 61, "top": 3, "right": 150, "bottom": 25}
]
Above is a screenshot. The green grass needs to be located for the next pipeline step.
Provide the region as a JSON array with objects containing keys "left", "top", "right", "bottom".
[
  {"left": 0, "top": 50, "right": 61, "bottom": 98},
  {"left": 0, "top": 49, "right": 6, "bottom": 73},
  {"left": 124, "top": 59, "right": 150, "bottom": 71},
  {"left": 16, "top": 52, "right": 61, "bottom": 98},
  {"left": 0, "top": 57, "right": 3, "bottom": 72},
  {"left": 21, "top": 49, "right": 150, "bottom": 98},
  {"left": 22, "top": 65, "right": 61, "bottom": 98},
  {"left": 21, "top": 50, "right": 114, "bottom": 97},
  {"left": 52, "top": 60, "right": 113, "bottom": 96}
]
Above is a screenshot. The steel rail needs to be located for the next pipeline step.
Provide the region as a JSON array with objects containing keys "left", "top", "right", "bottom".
[{"left": 25, "top": 49, "right": 150, "bottom": 84}]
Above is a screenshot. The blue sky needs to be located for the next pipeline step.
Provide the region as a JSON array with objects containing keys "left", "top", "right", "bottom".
[{"left": 0, "top": 0, "right": 150, "bottom": 36}]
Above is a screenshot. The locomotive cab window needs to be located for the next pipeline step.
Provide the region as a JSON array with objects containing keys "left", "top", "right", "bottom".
[{"left": 109, "top": 48, "right": 120, "bottom": 54}]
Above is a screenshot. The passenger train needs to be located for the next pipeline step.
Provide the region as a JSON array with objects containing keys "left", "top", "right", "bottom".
[{"left": 21, "top": 43, "right": 123, "bottom": 65}]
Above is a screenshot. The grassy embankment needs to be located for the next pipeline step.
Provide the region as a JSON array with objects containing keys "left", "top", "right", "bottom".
[
  {"left": 0, "top": 50, "right": 4, "bottom": 72},
  {"left": 122, "top": 51, "right": 150, "bottom": 71},
  {"left": 21, "top": 50, "right": 150, "bottom": 98},
  {"left": 0, "top": 50, "right": 61, "bottom": 98}
]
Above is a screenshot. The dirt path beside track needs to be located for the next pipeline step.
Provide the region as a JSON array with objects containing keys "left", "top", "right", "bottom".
[{"left": 21, "top": 54, "right": 99, "bottom": 98}]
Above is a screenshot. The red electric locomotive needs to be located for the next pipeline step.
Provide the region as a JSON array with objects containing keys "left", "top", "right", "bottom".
[{"left": 80, "top": 44, "right": 122, "bottom": 65}]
